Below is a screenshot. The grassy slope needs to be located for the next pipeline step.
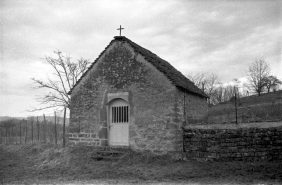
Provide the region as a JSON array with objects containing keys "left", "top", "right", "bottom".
[{"left": 0, "top": 144, "right": 282, "bottom": 184}]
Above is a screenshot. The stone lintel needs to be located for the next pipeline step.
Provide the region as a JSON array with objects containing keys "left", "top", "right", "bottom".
[{"left": 107, "top": 92, "right": 129, "bottom": 103}]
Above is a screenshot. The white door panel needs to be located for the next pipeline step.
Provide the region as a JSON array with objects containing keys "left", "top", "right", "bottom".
[{"left": 109, "top": 99, "right": 129, "bottom": 146}]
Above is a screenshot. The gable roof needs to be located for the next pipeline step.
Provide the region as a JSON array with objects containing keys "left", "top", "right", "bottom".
[{"left": 69, "top": 36, "right": 208, "bottom": 98}]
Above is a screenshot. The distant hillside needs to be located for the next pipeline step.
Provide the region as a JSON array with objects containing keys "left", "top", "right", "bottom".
[
  {"left": 0, "top": 116, "right": 69, "bottom": 125},
  {"left": 238, "top": 90, "right": 282, "bottom": 105},
  {"left": 0, "top": 116, "right": 26, "bottom": 122},
  {"left": 212, "top": 90, "right": 282, "bottom": 107},
  {"left": 217, "top": 90, "right": 282, "bottom": 107},
  {"left": 205, "top": 90, "right": 282, "bottom": 124}
]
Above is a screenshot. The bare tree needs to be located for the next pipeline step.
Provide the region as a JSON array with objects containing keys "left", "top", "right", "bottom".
[
  {"left": 232, "top": 78, "right": 240, "bottom": 88},
  {"left": 0, "top": 120, "right": 14, "bottom": 131},
  {"left": 263, "top": 75, "right": 282, "bottom": 92},
  {"left": 0, "top": 120, "right": 15, "bottom": 143},
  {"left": 246, "top": 59, "right": 270, "bottom": 96},
  {"left": 222, "top": 85, "right": 236, "bottom": 101},
  {"left": 31, "top": 51, "right": 90, "bottom": 110},
  {"left": 187, "top": 72, "right": 207, "bottom": 89},
  {"left": 213, "top": 85, "right": 224, "bottom": 104},
  {"left": 187, "top": 72, "right": 221, "bottom": 104},
  {"left": 213, "top": 84, "right": 242, "bottom": 104}
]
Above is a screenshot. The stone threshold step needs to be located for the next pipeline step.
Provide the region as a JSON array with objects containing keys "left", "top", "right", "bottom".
[
  {"left": 91, "top": 153, "right": 126, "bottom": 160},
  {"left": 91, "top": 155, "right": 124, "bottom": 160},
  {"left": 96, "top": 150, "right": 125, "bottom": 155}
]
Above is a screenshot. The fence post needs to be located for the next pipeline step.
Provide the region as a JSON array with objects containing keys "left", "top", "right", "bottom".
[
  {"left": 234, "top": 86, "right": 238, "bottom": 124},
  {"left": 54, "top": 111, "right": 57, "bottom": 146},
  {"left": 10, "top": 126, "right": 12, "bottom": 144},
  {"left": 57, "top": 115, "right": 60, "bottom": 143},
  {"left": 19, "top": 121, "right": 21, "bottom": 144},
  {"left": 12, "top": 125, "right": 17, "bottom": 144},
  {"left": 8, "top": 127, "right": 11, "bottom": 145},
  {"left": 43, "top": 114, "right": 46, "bottom": 143},
  {"left": 15, "top": 124, "right": 18, "bottom": 145},
  {"left": 6, "top": 128, "right": 8, "bottom": 144},
  {"left": 12, "top": 125, "right": 14, "bottom": 145},
  {"left": 25, "top": 120, "right": 27, "bottom": 144},
  {"left": 63, "top": 107, "right": 66, "bottom": 147},
  {"left": 31, "top": 117, "right": 34, "bottom": 143},
  {"left": 37, "top": 116, "right": 39, "bottom": 142}
]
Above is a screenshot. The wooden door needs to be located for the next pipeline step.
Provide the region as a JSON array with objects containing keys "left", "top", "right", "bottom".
[{"left": 109, "top": 99, "right": 129, "bottom": 146}]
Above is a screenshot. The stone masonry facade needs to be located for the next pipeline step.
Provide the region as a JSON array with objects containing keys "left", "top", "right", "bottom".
[
  {"left": 183, "top": 126, "right": 282, "bottom": 161},
  {"left": 69, "top": 39, "right": 207, "bottom": 154}
]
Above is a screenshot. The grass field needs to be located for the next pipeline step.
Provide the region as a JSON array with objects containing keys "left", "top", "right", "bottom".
[{"left": 0, "top": 144, "right": 281, "bottom": 185}]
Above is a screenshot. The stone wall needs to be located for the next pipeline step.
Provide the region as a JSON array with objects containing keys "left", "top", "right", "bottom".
[
  {"left": 183, "top": 126, "right": 282, "bottom": 161},
  {"left": 69, "top": 41, "right": 208, "bottom": 153},
  {"left": 182, "top": 91, "right": 208, "bottom": 122},
  {"left": 69, "top": 133, "right": 100, "bottom": 146}
]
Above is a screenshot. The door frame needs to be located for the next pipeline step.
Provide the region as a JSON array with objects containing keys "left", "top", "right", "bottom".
[{"left": 107, "top": 98, "right": 130, "bottom": 146}]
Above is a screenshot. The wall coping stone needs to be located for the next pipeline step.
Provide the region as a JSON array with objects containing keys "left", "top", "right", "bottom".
[{"left": 183, "top": 121, "right": 282, "bottom": 130}]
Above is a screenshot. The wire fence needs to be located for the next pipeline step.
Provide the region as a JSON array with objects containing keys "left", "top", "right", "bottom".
[{"left": 0, "top": 108, "right": 68, "bottom": 147}]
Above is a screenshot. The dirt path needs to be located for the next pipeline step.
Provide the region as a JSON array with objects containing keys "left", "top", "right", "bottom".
[{"left": 1, "top": 144, "right": 282, "bottom": 184}]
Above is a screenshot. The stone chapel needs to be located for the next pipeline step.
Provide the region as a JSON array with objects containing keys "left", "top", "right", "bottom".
[{"left": 68, "top": 36, "right": 208, "bottom": 153}]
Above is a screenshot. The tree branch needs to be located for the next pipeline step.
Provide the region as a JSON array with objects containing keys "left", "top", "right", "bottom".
[{"left": 31, "top": 50, "right": 90, "bottom": 111}]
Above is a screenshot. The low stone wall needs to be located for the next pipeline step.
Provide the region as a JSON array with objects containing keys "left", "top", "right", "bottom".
[
  {"left": 183, "top": 126, "right": 282, "bottom": 161},
  {"left": 68, "top": 132, "right": 107, "bottom": 146}
]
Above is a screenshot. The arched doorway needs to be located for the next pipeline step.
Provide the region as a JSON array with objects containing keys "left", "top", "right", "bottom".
[{"left": 108, "top": 98, "right": 129, "bottom": 146}]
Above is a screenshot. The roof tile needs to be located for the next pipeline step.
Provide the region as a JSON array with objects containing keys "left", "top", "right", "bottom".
[{"left": 69, "top": 36, "right": 208, "bottom": 98}]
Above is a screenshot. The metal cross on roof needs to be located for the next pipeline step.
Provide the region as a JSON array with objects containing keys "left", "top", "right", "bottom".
[{"left": 117, "top": 25, "right": 124, "bottom": 36}]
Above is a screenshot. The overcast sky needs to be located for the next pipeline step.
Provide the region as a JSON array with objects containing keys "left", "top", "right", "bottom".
[{"left": 0, "top": 0, "right": 281, "bottom": 117}]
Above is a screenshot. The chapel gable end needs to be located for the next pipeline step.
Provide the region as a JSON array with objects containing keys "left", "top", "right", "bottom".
[{"left": 94, "top": 45, "right": 149, "bottom": 89}]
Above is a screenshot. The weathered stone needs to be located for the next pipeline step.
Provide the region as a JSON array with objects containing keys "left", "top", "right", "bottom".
[
  {"left": 98, "top": 127, "right": 107, "bottom": 139},
  {"left": 69, "top": 127, "right": 80, "bottom": 133},
  {"left": 79, "top": 133, "right": 88, "bottom": 138},
  {"left": 183, "top": 127, "right": 282, "bottom": 161},
  {"left": 69, "top": 137, "right": 79, "bottom": 141},
  {"left": 100, "top": 139, "right": 107, "bottom": 146}
]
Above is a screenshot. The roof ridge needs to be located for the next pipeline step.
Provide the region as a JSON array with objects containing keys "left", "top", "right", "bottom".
[
  {"left": 69, "top": 36, "right": 208, "bottom": 98},
  {"left": 117, "top": 37, "right": 208, "bottom": 98}
]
